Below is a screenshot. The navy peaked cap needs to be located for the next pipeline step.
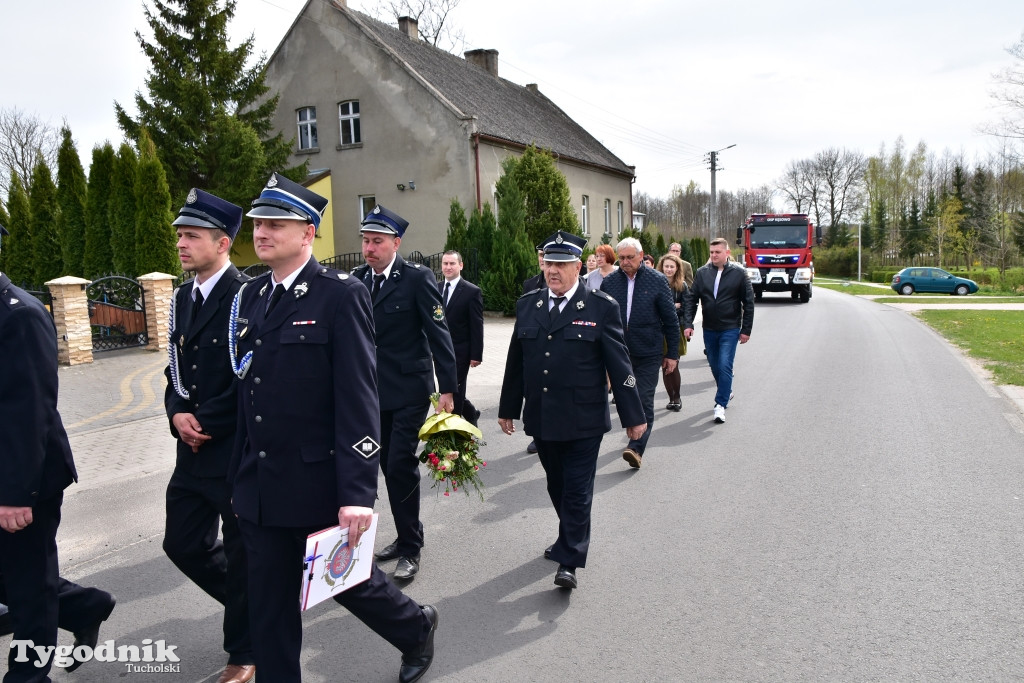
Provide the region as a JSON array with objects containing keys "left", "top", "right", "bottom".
[
  {"left": 247, "top": 172, "right": 328, "bottom": 230},
  {"left": 541, "top": 230, "right": 586, "bottom": 262},
  {"left": 360, "top": 204, "right": 409, "bottom": 237},
  {"left": 173, "top": 189, "right": 243, "bottom": 239}
]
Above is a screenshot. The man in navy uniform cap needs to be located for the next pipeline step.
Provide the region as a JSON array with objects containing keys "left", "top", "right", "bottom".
[
  {"left": 353, "top": 205, "right": 458, "bottom": 581},
  {"left": 228, "top": 174, "right": 438, "bottom": 683},
  {"left": 498, "top": 230, "right": 646, "bottom": 590},
  {"left": 164, "top": 190, "right": 254, "bottom": 683},
  {"left": 0, "top": 223, "right": 116, "bottom": 678}
]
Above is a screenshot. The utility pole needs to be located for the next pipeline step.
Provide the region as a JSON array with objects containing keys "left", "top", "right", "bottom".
[{"left": 706, "top": 144, "right": 736, "bottom": 241}]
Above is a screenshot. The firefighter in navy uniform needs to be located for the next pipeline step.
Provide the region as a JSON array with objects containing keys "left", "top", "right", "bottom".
[
  {"left": 0, "top": 223, "right": 116, "bottom": 680},
  {"left": 352, "top": 205, "right": 458, "bottom": 582},
  {"left": 163, "top": 190, "right": 254, "bottom": 683},
  {"left": 227, "top": 175, "right": 437, "bottom": 683},
  {"left": 498, "top": 230, "right": 646, "bottom": 590}
]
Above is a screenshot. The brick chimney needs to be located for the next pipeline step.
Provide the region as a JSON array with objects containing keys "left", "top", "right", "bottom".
[
  {"left": 464, "top": 49, "right": 499, "bottom": 77},
  {"left": 398, "top": 16, "right": 418, "bottom": 40},
  {"left": 526, "top": 83, "right": 538, "bottom": 93}
]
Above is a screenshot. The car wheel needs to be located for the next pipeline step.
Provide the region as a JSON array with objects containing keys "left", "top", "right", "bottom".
[
  {"left": 900, "top": 284, "right": 914, "bottom": 296},
  {"left": 955, "top": 284, "right": 970, "bottom": 296}
]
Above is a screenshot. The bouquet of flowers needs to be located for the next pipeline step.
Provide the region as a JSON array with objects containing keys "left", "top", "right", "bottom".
[{"left": 418, "top": 393, "right": 486, "bottom": 499}]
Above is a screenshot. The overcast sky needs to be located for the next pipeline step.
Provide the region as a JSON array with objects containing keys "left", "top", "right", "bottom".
[{"left": 2, "top": 0, "right": 1022, "bottom": 205}]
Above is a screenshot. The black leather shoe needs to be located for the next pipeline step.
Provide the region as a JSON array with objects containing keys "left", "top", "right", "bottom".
[
  {"left": 526, "top": 440, "right": 538, "bottom": 454},
  {"left": 375, "top": 540, "right": 401, "bottom": 561},
  {"left": 394, "top": 556, "right": 420, "bottom": 581},
  {"left": 65, "top": 594, "right": 116, "bottom": 672},
  {"left": 543, "top": 544, "right": 554, "bottom": 560},
  {"left": 554, "top": 565, "right": 577, "bottom": 589},
  {"left": 400, "top": 605, "right": 438, "bottom": 683}
]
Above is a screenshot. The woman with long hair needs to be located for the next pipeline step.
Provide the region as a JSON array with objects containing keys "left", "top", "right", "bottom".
[{"left": 656, "top": 253, "right": 689, "bottom": 411}]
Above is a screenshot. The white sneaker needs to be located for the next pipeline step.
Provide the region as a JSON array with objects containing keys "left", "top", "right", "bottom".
[{"left": 714, "top": 405, "right": 726, "bottom": 423}]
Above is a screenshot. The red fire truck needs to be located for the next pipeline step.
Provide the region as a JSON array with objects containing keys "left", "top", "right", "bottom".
[{"left": 736, "top": 213, "right": 821, "bottom": 303}]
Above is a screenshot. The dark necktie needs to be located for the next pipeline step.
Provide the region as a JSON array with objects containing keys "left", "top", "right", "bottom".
[
  {"left": 266, "top": 284, "right": 284, "bottom": 315},
  {"left": 550, "top": 296, "right": 565, "bottom": 323},
  {"left": 190, "top": 289, "right": 204, "bottom": 325},
  {"left": 443, "top": 281, "right": 450, "bottom": 309},
  {"left": 371, "top": 273, "right": 385, "bottom": 302}
]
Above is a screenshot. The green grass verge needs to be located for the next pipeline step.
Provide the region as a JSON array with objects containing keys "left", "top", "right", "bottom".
[
  {"left": 870, "top": 297, "right": 1024, "bottom": 305},
  {"left": 915, "top": 310, "right": 1024, "bottom": 386},
  {"left": 815, "top": 282, "right": 896, "bottom": 296}
]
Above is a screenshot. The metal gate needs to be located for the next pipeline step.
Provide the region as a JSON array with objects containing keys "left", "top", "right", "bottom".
[{"left": 87, "top": 276, "right": 148, "bottom": 351}]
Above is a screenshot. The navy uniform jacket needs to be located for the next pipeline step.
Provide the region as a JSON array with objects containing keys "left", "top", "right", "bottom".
[
  {"left": 441, "top": 279, "right": 483, "bottom": 365},
  {"left": 164, "top": 266, "right": 248, "bottom": 478},
  {"left": 0, "top": 273, "right": 76, "bottom": 507},
  {"left": 352, "top": 254, "right": 457, "bottom": 412},
  {"left": 228, "top": 257, "right": 381, "bottom": 528},
  {"left": 498, "top": 284, "right": 645, "bottom": 441},
  {"left": 522, "top": 272, "right": 544, "bottom": 295},
  {"left": 600, "top": 264, "right": 680, "bottom": 360}
]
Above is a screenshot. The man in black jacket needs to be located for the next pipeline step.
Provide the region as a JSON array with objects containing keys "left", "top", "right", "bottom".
[
  {"left": 682, "top": 238, "right": 755, "bottom": 424},
  {"left": 440, "top": 250, "right": 484, "bottom": 426},
  {"left": 0, "top": 224, "right": 115, "bottom": 679},
  {"left": 600, "top": 237, "right": 679, "bottom": 468},
  {"left": 164, "top": 190, "right": 254, "bottom": 683}
]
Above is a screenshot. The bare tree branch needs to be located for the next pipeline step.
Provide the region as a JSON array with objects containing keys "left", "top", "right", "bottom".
[{"left": 0, "top": 107, "right": 60, "bottom": 200}]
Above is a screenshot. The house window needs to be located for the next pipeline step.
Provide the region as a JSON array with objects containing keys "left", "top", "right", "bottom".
[
  {"left": 617, "top": 201, "right": 624, "bottom": 235},
  {"left": 359, "top": 195, "right": 376, "bottom": 221},
  {"left": 338, "top": 101, "right": 361, "bottom": 146},
  {"left": 603, "top": 199, "right": 611, "bottom": 236},
  {"left": 581, "top": 195, "right": 590, "bottom": 236},
  {"left": 297, "top": 107, "right": 317, "bottom": 150}
]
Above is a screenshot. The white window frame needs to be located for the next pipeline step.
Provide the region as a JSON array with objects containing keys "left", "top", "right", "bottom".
[
  {"left": 581, "top": 195, "right": 590, "bottom": 236},
  {"left": 297, "top": 106, "right": 317, "bottom": 150},
  {"left": 617, "top": 201, "right": 624, "bottom": 235},
  {"left": 604, "top": 199, "right": 611, "bottom": 236},
  {"left": 338, "top": 101, "right": 361, "bottom": 146},
  {"left": 359, "top": 195, "right": 376, "bottom": 222}
]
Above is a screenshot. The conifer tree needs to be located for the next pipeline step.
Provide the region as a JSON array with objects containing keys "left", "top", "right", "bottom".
[
  {"left": 508, "top": 145, "right": 581, "bottom": 249},
  {"left": 3, "top": 173, "right": 33, "bottom": 284},
  {"left": 55, "top": 126, "right": 88, "bottom": 276},
  {"left": 30, "top": 160, "right": 62, "bottom": 283},
  {"left": 444, "top": 199, "right": 469, "bottom": 256},
  {"left": 84, "top": 144, "right": 116, "bottom": 277},
  {"left": 109, "top": 143, "right": 138, "bottom": 274},
  {"left": 134, "top": 131, "right": 179, "bottom": 275},
  {"left": 467, "top": 202, "right": 496, "bottom": 275},
  {"left": 483, "top": 168, "right": 534, "bottom": 315},
  {"left": 115, "top": 0, "right": 294, "bottom": 207}
]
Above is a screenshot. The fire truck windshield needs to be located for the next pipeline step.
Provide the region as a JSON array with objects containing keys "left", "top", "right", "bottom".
[{"left": 749, "top": 224, "right": 808, "bottom": 248}]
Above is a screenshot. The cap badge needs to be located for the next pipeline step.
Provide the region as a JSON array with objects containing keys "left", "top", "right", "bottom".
[
  {"left": 373, "top": 205, "right": 381, "bottom": 214},
  {"left": 266, "top": 174, "right": 278, "bottom": 188},
  {"left": 555, "top": 235, "right": 564, "bottom": 244},
  {"left": 186, "top": 188, "right": 197, "bottom": 204}
]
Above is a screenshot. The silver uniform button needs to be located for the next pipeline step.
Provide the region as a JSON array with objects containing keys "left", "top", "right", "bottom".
[
  {"left": 191, "top": 365, "right": 197, "bottom": 370},
  {"left": 212, "top": 338, "right": 217, "bottom": 343},
  {"left": 255, "top": 416, "right": 262, "bottom": 423},
  {"left": 255, "top": 339, "right": 262, "bottom": 346},
  {"left": 545, "top": 352, "right": 550, "bottom": 357},
  {"left": 254, "top": 377, "right": 261, "bottom": 384},
  {"left": 547, "top": 335, "right": 552, "bottom": 340},
  {"left": 543, "top": 370, "right": 548, "bottom": 375},
  {"left": 543, "top": 387, "right": 548, "bottom": 392},
  {"left": 258, "top": 451, "right": 267, "bottom": 458}
]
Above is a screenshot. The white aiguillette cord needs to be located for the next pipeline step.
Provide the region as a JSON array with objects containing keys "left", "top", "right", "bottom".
[
  {"left": 229, "top": 282, "right": 253, "bottom": 379},
  {"left": 167, "top": 288, "right": 190, "bottom": 399}
]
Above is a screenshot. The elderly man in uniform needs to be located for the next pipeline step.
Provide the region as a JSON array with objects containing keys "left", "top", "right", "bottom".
[
  {"left": 164, "top": 190, "right": 254, "bottom": 683},
  {"left": 227, "top": 175, "right": 438, "bottom": 683},
  {"left": 600, "top": 237, "right": 679, "bottom": 469},
  {"left": 354, "top": 206, "right": 458, "bottom": 582},
  {"left": 498, "top": 231, "right": 646, "bottom": 590},
  {"left": 0, "top": 224, "right": 116, "bottom": 680},
  {"left": 439, "top": 250, "right": 484, "bottom": 427}
]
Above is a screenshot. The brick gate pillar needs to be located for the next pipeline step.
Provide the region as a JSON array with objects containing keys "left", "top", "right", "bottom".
[
  {"left": 138, "top": 272, "right": 177, "bottom": 352},
  {"left": 45, "top": 276, "right": 93, "bottom": 366}
]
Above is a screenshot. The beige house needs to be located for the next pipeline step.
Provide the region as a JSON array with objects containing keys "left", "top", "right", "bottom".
[{"left": 260, "top": 0, "right": 636, "bottom": 256}]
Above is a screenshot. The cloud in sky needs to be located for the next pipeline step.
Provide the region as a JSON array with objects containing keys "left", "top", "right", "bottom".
[{"left": 2, "top": 0, "right": 1021, "bottom": 204}]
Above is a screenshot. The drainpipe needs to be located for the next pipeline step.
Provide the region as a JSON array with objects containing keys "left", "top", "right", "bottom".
[{"left": 473, "top": 132, "right": 482, "bottom": 211}]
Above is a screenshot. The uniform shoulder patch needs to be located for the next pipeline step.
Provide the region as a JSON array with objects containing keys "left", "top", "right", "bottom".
[{"left": 593, "top": 290, "right": 615, "bottom": 302}]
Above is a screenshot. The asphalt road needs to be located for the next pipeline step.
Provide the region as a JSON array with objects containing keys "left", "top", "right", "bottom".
[{"left": 5, "top": 287, "right": 1024, "bottom": 682}]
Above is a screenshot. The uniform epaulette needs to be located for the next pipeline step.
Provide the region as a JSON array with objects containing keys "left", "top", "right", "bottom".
[
  {"left": 316, "top": 266, "right": 354, "bottom": 283},
  {"left": 520, "top": 287, "right": 542, "bottom": 299},
  {"left": 407, "top": 262, "right": 422, "bottom": 269},
  {"left": 592, "top": 289, "right": 616, "bottom": 303}
]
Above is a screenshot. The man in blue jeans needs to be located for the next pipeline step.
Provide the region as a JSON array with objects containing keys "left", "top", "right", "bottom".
[
  {"left": 600, "top": 237, "right": 679, "bottom": 468},
  {"left": 682, "top": 238, "right": 755, "bottom": 423}
]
